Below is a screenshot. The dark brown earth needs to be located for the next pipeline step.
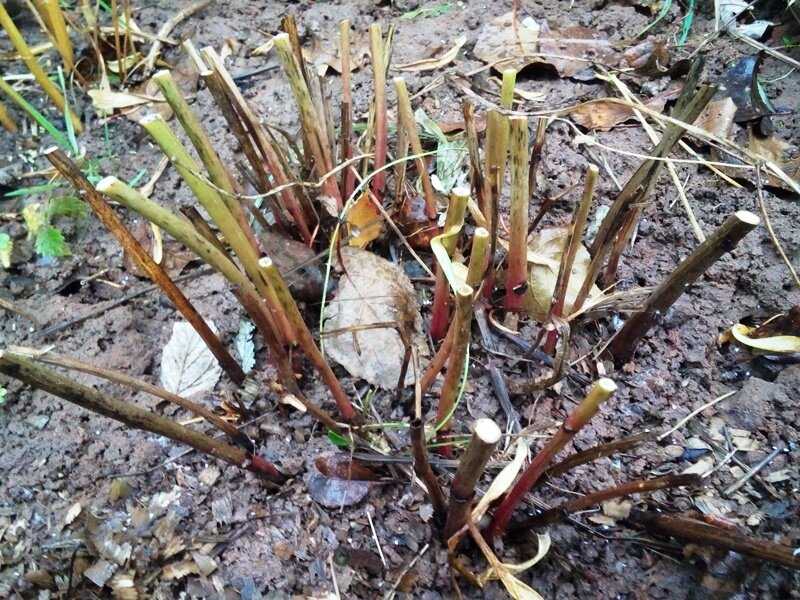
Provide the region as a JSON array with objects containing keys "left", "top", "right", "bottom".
[{"left": 1, "top": 0, "right": 799, "bottom": 598}]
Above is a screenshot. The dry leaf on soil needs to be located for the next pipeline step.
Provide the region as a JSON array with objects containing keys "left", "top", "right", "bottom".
[
  {"left": 123, "top": 220, "right": 195, "bottom": 277},
  {"left": 347, "top": 191, "right": 383, "bottom": 248},
  {"left": 324, "top": 247, "right": 428, "bottom": 389},
  {"left": 396, "top": 35, "right": 467, "bottom": 72},
  {"left": 473, "top": 12, "right": 540, "bottom": 71},
  {"left": 694, "top": 97, "right": 738, "bottom": 139},
  {"left": 568, "top": 81, "right": 682, "bottom": 131},
  {"left": 160, "top": 321, "right": 222, "bottom": 397},
  {"left": 306, "top": 454, "right": 378, "bottom": 508},
  {"left": 521, "top": 226, "right": 601, "bottom": 320},
  {"left": 538, "top": 22, "right": 618, "bottom": 78}
]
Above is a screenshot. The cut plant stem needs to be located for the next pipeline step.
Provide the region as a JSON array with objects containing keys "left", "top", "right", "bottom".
[
  {"left": 626, "top": 509, "right": 800, "bottom": 569},
  {"left": 608, "top": 210, "right": 760, "bottom": 364},
  {"left": 0, "top": 3, "right": 82, "bottom": 132},
  {"left": 419, "top": 322, "right": 454, "bottom": 395},
  {"left": 369, "top": 23, "right": 388, "bottom": 201},
  {"left": 508, "top": 474, "right": 701, "bottom": 534},
  {"left": 0, "top": 100, "right": 17, "bottom": 133},
  {"left": 544, "top": 430, "right": 656, "bottom": 480},
  {"left": 0, "top": 350, "right": 284, "bottom": 484},
  {"left": 463, "top": 100, "right": 487, "bottom": 226},
  {"left": 410, "top": 418, "right": 447, "bottom": 523},
  {"left": 273, "top": 34, "right": 341, "bottom": 207},
  {"left": 394, "top": 77, "right": 436, "bottom": 219},
  {"left": 527, "top": 116, "right": 548, "bottom": 203},
  {"left": 180, "top": 205, "right": 233, "bottom": 261},
  {"left": 544, "top": 164, "right": 598, "bottom": 353},
  {"left": 444, "top": 418, "right": 501, "bottom": 539},
  {"left": 96, "top": 176, "right": 292, "bottom": 354},
  {"left": 486, "top": 378, "right": 618, "bottom": 542},
  {"left": 259, "top": 257, "right": 358, "bottom": 423},
  {"left": 505, "top": 116, "right": 530, "bottom": 313},
  {"left": 29, "top": 349, "right": 252, "bottom": 450},
  {"left": 435, "top": 283, "right": 474, "bottom": 433},
  {"left": 140, "top": 114, "right": 295, "bottom": 344},
  {"left": 466, "top": 227, "right": 490, "bottom": 289},
  {"left": 151, "top": 69, "right": 265, "bottom": 250},
  {"left": 429, "top": 188, "right": 469, "bottom": 341},
  {"left": 38, "top": 0, "right": 74, "bottom": 72},
  {"left": 339, "top": 19, "right": 355, "bottom": 199},
  {"left": 46, "top": 148, "right": 246, "bottom": 385}
]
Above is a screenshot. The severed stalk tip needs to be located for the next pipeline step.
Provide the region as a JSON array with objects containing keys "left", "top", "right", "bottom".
[
  {"left": 473, "top": 418, "right": 502, "bottom": 445},
  {"left": 451, "top": 185, "right": 471, "bottom": 198},
  {"left": 592, "top": 377, "right": 618, "bottom": 399},
  {"left": 734, "top": 210, "right": 760, "bottom": 226},
  {"left": 43, "top": 146, "right": 59, "bottom": 155},
  {"left": 139, "top": 112, "right": 163, "bottom": 126},
  {"left": 95, "top": 176, "right": 120, "bottom": 192},
  {"left": 456, "top": 283, "right": 474, "bottom": 298},
  {"left": 152, "top": 69, "right": 172, "bottom": 82},
  {"left": 258, "top": 256, "right": 274, "bottom": 269}
]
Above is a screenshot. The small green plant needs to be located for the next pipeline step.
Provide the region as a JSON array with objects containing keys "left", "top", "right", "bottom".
[
  {"left": 400, "top": 2, "right": 454, "bottom": 20},
  {"left": 0, "top": 386, "right": 6, "bottom": 406},
  {"left": 20, "top": 195, "right": 88, "bottom": 260}
]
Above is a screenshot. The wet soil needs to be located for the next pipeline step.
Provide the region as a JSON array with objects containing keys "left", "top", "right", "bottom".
[{"left": 1, "top": 0, "right": 799, "bottom": 598}]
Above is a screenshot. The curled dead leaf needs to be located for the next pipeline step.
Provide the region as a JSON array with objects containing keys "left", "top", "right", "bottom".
[
  {"left": 396, "top": 35, "right": 467, "bottom": 72},
  {"left": 728, "top": 323, "right": 800, "bottom": 354},
  {"left": 347, "top": 191, "right": 383, "bottom": 248}
]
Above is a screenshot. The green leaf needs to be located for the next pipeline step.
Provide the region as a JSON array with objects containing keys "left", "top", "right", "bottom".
[
  {"left": 22, "top": 203, "right": 46, "bottom": 238},
  {"left": 234, "top": 319, "right": 256, "bottom": 374},
  {"left": 35, "top": 226, "right": 70, "bottom": 258},
  {"left": 401, "top": 2, "right": 454, "bottom": 20},
  {"left": 327, "top": 429, "right": 352, "bottom": 449},
  {"left": 3, "top": 183, "right": 62, "bottom": 198},
  {"left": 0, "top": 233, "right": 12, "bottom": 269},
  {"left": 47, "top": 196, "right": 88, "bottom": 219}
]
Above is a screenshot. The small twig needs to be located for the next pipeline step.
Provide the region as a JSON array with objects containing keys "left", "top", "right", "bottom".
[
  {"left": 755, "top": 165, "right": 800, "bottom": 289},
  {"left": 724, "top": 445, "right": 784, "bottom": 495},
  {"left": 383, "top": 543, "right": 429, "bottom": 600},
  {"left": 410, "top": 419, "right": 447, "bottom": 523},
  {"left": 366, "top": 509, "right": 388, "bottom": 569},
  {"left": 545, "top": 430, "right": 657, "bottom": 480},
  {"left": 657, "top": 390, "right": 737, "bottom": 441},
  {"left": 0, "top": 297, "right": 39, "bottom": 324}
]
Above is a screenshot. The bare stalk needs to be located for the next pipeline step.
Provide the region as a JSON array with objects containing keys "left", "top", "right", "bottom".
[
  {"left": 46, "top": 148, "right": 246, "bottom": 385},
  {"left": 339, "top": 19, "right": 355, "bottom": 199},
  {"left": 435, "top": 284, "right": 474, "bottom": 433},
  {"left": 419, "top": 322, "right": 454, "bottom": 395},
  {"left": 463, "top": 100, "right": 487, "bottom": 225},
  {"left": 38, "top": 0, "right": 74, "bottom": 72},
  {"left": 0, "top": 100, "right": 17, "bottom": 133},
  {"left": 444, "top": 418, "right": 501, "bottom": 538},
  {"left": 609, "top": 211, "right": 760, "bottom": 364},
  {"left": 410, "top": 419, "right": 448, "bottom": 523},
  {"left": 466, "top": 227, "right": 490, "bottom": 289},
  {"left": 486, "top": 378, "right": 618, "bottom": 542},
  {"left": 0, "top": 3, "right": 81, "bottom": 132},
  {"left": 259, "top": 257, "right": 358, "bottom": 423},
  {"left": 394, "top": 77, "right": 436, "bottom": 219},
  {"left": 429, "top": 188, "right": 469, "bottom": 341},
  {"left": 0, "top": 350, "right": 284, "bottom": 483},
  {"left": 505, "top": 116, "right": 530, "bottom": 312},
  {"left": 369, "top": 23, "right": 388, "bottom": 201},
  {"left": 544, "top": 431, "right": 656, "bottom": 480}
]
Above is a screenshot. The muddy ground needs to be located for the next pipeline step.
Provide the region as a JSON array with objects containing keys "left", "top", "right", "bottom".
[{"left": 1, "top": 0, "right": 799, "bottom": 598}]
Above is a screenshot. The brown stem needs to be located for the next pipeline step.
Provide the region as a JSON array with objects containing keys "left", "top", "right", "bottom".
[
  {"left": 486, "top": 378, "right": 617, "bottom": 543},
  {"left": 435, "top": 284, "right": 474, "bottom": 433},
  {"left": 419, "top": 321, "right": 454, "bottom": 394},
  {"left": 0, "top": 350, "right": 284, "bottom": 484},
  {"left": 444, "top": 419, "right": 501, "bottom": 538},
  {"left": 509, "top": 474, "right": 701, "bottom": 534},
  {"left": 339, "top": 19, "right": 355, "bottom": 200},
  {"left": 0, "top": 99, "right": 17, "bottom": 133},
  {"left": 180, "top": 205, "right": 232, "bottom": 261},
  {"left": 410, "top": 418, "right": 448, "bottom": 524},
  {"left": 527, "top": 117, "right": 548, "bottom": 204},
  {"left": 609, "top": 211, "right": 760, "bottom": 364},
  {"left": 369, "top": 24, "right": 388, "bottom": 201},
  {"left": 46, "top": 148, "right": 246, "bottom": 385},
  {"left": 259, "top": 257, "right": 358, "bottom": 423},
  {"left": 505, "top": 116, "right": 530, "bottom": 312},
  {"left": 544, "top": 430, "right": 656, "bottom": 480},
  {"left": 626, "top": 510, "right": 800, "bottom": 570},
  {"left": 463, "top": 100, "right": 487, "bottom": 227}
]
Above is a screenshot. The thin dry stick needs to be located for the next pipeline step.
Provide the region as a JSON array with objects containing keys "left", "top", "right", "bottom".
[
  {"left": 152, "top": 69, "right": 266, "bottom": 249},
  {"left": 26, "top": 349, "right": 251, "bottom": 448},
  {"left": 444, "top": 418, "right": 502, "bottom": 538},
  {"left": 435, "top": 284, "right": 474, "bottom": 433},
  {"left": 626, "top": 509, "right": 800, "bottom": 569},
  {"left": 509, "top": 474, "right": 701, "bottom": 533},
  {"left": 394, "top": 77, "right": 436, "bottom": 219},
  {"left": 608, "top": 211, "right": 760, "bottom": 364},
  {"left": 259, "top": 257, "right": 358, "bottom": 423},
  {"left": 410, "top": 419, "right": 448, "bottom": 523},
  {"left": 0, "top": 99, "right": 17, "bottom": 132},
  {"left": 0, "top": 3, "right": 81, "bottom": 131},
  {"left": 46, "top": 148, "right": 246, "bottom": 385},
  {"left": 141, "top": 0, "right": 212, "bottom": 75},
  {"left": 505, "top": 116, "right": 530, "bottom": 312},
  {"left": 657, "top": 390, "right": 737, "bottom": 441},
  {"left": 0, "top": 350, "right": 284, "bottom": 483},
  {"left": 755, "top": 166, "right": 800, "bottom": 289},
  {"left": 369, "top": 23, "right": 388, "bottom": 201},
  {"left": 544, "top": 430, "right": 657, "bottom": 480},
  {"left": 486, "top": 378, "right": 618, "bottom": 542}
]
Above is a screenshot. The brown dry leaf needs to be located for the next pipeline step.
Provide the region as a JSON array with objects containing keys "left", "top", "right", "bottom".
[
  {"left": 622, "top": 39, "right": 670, "bottom": 74},
  {"left": 162, "top": 560, "right": 199, "bottom": 580},
  {"left": 694, "top": 97, "right": 737, "bottom": 139},
  {"left": 602, "top": 499, "right": 632, "bottom": 520},
  {"left": 160, "top": 321, "right": 222, "bottom": 398},
  {"left": 747, "top": 132, "right": 800, "bottom": 190},
  {"left": 123, "top": 220, "right": 195, "bottom": 277},
  {"left": 523, "top": 227, "right": 601, "bottom": 320},
  {"left": 569, "top": 82, "right": 682, "bottom": 130},
  {"left": 396, "top": 35, "right": 467, "bottom": 72},
  {"left": 110, "top": 572, "right": 137, "bottom": 600},
  {"left": 324, "top": 247, "right": 428, "bottom": 389},
  {"left": 302, "top": 30, "right": 371, "bottom": 75},
  {"left": 126, "top": 57, "right": 199, "bottom": 123},
  {"left": 537, "top": 22, "right": 618, "bottom": 78},
  {"left": 306, "top": 453, "right": 377, "bottom": 508},
  {"left": 347, "top": 191, "right": 383, "bottom": 248},
  {"left": 87, "top": 89, "right": 157, "bottom": 114},
  {"left": 473, "top": 12, "right": 540, "bottom": 70}
]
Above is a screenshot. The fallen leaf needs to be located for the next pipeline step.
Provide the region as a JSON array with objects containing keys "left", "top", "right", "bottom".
[
  {"left": 522, "top": 226, "right": 601, "bottom": 320},
  {"left": 191, "top": 552, "right": 218, "bottom": 576},
  {"left": 64, "top": 502, "right": 82, "bottom": 525},
  {"left": 109, "top": 572, "right": 137, "bottom": 600},
  {"left": 87, "top": 89, "right": 156, "bottom": 112},
  {"left": 347, "top": 191, "right": 383, "bottom": 248},
  {"left": 683, "top": 456, "right": 714, "bottom": 476},
  {"left": 694, "top": 97, "right": 737, "bottom": 139},
  {"left": 234, "top": 319, "right": 256, "bottom": 374},
  {"left": 160, "top": 321, "right": 223, "bottom": 397},
  {"left": 472, "top": 439, "right": 527, "bottom": 522},
  {"left": 162, "top": 560, "right": 198, "bottom": 580},
  {"left": 602, "top": 499, "right": 632, "bottom": 519},
  {"left": 306, "top": 453, "right": 375, "bottom": 508},
  {"left": 123, "top": 220, "right": 195, "bottom": 277},
  {"left": 537, "top": 22, "right": 618, "bottom": 78},
  {"left": 746, "top": 131, "right": 800, "bottom": 190},
  {"left": 473, "top": 12, "right": 540, "bottom": 71},
  {"left": 324, "top": 247, "right": 428, "bottom": 389},
  {"left": 84, "top": 559, "right": 117, "bottom": 588},
  {"left": 568, "top": 84, "right": 681, "bottom": 131},
  {"left": 728, "top": 323, "right": 800, "bottom": 354},
  {"left": 622, "top": 39, "right": 670, "bottom": 75},
  {"left": 396, "top": 35, "right": 466, "bottom": 72}
]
